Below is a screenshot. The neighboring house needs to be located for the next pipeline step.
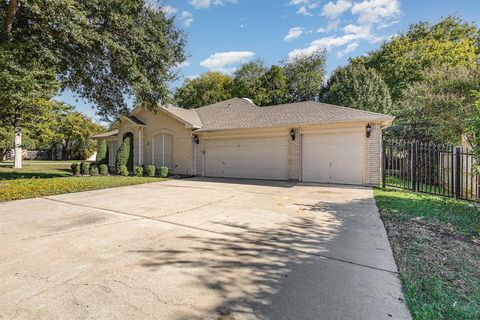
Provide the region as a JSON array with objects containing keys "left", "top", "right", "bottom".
[{"left": 92, "top": 98, "right": 394, "bottom": 186}]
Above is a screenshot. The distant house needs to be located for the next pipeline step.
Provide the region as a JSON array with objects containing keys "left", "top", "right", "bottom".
[{"left": 92, "top": 98, "right": 394, "bottom": 185}]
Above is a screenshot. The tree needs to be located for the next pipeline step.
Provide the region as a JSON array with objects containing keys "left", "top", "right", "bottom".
[
  {"left": 96, "top": 140, "right": 109, "bottom": 166},
  {"left": 231, "top": 60, "right": 268, "bottom": 105},
  {"left": 260, "top": 65, "right": 289, "bottom": 106},
  {"left": 362, "top": 16, "right": 480, "bottom": 100},
  {"left": 1, "top": 0, "right": 185, "bottom": 167},
  {"left": 174, "top": 72, "right": 233, "bottom": 108},
  {"left": 390, "top": 66, "right": 480, "bottom": 143},
  {"left": 320, "top": 62, "right": 392, "bottom": 113},
  {"left": 283, "top": 50, "right": 327, "bottom": 102},
  {"left": 468, "top": 92, "right": 480, "bottom": 163}
]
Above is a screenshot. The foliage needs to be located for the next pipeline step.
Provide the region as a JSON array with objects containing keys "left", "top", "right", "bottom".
[
  {"left": 0, "top": 176, "right": 168, "bottom": 202},
  {"left": 159, "top": 166, "right": 169, "bottom": 178},
  {"left": 363, "top": 16, "right": 480, "bottom": 100},
  {"left": 283, "top": 50, "right": 327, "bottom": 102},
  {"left": 80, "top": 162, "right": 90, "bottom": 175},
  {"left": 174, "top": 72, "right": 233, "bottom": 109},
  {"left": 374, "top": 188, "right": 480, "bottom": 319},
  {"left": 320, "top": 61, "right": 392, "bottom": 113},
  {"left": 99, "top": 164, "right": 109, "bottom": 176},
  {"left": 116, "top": 135, "right": 133, "bottom": 173},
  {"left": 146, "top": 165, "right": 156, "bottom": 177},
  {"left": 70, "top": 163, "right": 80, "bottom": 176},
  {"left": 1, "top": 0, "right": 186, "bottom": 120},
  {"left": 96, "top": 140, "right": 109, "bottom": 166},
  {"left": 389, "top": 66, "right": 480, "bottom": 143},
  {"left": 468, "top": 92, "right": 480, "bottom": 164},
  {"left": 0, "top": 160, "right": 76, "bottom": 179},
  {"left": 118, "top": 165, "right": 129, "bottom": 177},
  {"left": 134, "top": 166, "right": 144, "bottom": 177},
  {"left": 89, "top": 164, "right": 99, "bottom": 176},
  {"left": 260, "top": 65, "right": 289, "bottom": 106},
  {"left": 230, "top": 60, "right": 268, "bottom": 105}
]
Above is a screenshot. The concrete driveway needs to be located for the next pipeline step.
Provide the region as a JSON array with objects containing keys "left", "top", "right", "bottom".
[{"left": 0, "top": 178, "right": 411, "bottom": 320}]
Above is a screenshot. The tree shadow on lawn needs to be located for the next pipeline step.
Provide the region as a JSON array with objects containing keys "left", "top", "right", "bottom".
[{"left": 127, "top": 198, "right": 377, "bottom": 319}]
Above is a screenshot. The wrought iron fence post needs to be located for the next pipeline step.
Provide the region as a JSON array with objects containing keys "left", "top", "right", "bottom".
[
  {"left": 411, "top": 141, "right": 417, "bottom": 192},
  {"left": 454, "top": 147, "right": 461, "bottom": 199},
  {"left": 382, "top": 139, "right": 386, "bottom": 189}
]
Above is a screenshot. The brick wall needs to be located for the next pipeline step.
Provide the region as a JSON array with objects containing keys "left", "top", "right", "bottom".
[{"left": 364, "top": 123, "right": 382, "bottom": 186}]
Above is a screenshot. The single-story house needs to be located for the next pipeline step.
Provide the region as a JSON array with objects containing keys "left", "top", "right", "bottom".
[{"left": 92, "top": 98, "right": 394, "bottom": 186}]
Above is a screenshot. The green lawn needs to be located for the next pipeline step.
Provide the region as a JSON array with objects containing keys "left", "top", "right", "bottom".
[
  {"left": 0, "top": 160, "right": 167, "bottom": 201},
  {"left": 374, "top": 188, "right": 480, "bottom": 320},
  {"left": 0, "top": 160, "right": 77, "bottom": 180}
]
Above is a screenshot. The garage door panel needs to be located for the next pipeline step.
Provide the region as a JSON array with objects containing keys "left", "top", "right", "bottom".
[
  {"left": 302, "top": 132, "right": 363, "bottom": 185},
  {"left": 205, "top": 136, "right": 288, "bottom": 180}
]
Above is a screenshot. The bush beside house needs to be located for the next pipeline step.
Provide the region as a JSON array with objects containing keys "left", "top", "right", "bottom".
[
  {"left": 116, "top": 135, "right": 133, "bottom": 174},
  {"left": 96, "top": 140, "right": 109, "bottom": 166}
]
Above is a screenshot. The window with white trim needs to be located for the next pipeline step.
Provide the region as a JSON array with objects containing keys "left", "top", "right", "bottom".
[{"left": 153, "top": 133, "right": 173, "bottom": 168}]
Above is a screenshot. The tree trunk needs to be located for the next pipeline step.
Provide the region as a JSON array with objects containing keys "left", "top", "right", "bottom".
[
  {"left": 3, "top": 0, "right": 18, "bottom": 35},
  {"left": 13, "top": 113, "right": 22, "bottom": 169}
]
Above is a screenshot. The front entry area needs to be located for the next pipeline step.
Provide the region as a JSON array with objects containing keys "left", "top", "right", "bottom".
[
  {"left": 302, "top": 131, "right": 363, "bottom": 185},
  {"left": 204, "top": 135, "right": 289, "bottom": 180}
]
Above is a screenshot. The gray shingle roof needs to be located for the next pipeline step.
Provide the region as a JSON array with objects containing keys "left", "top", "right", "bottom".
[
  {"left": 162, "top": 105, "right": 202, "bottom": 128},
  {"left": 91, "top": 130, "right": 118, "bottom": 139},
  {"left": 190, "top": 98, "right": 394, "bottom": 132}
]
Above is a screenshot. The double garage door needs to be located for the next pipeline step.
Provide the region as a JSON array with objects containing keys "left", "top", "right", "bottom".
[{"left": 204, "top": 131, "right": 363, "bottom": 185}]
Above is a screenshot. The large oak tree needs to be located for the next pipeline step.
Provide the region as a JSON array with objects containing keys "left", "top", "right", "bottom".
[{"left": 1, "top": 0, "right": 185, "bottom": 167}]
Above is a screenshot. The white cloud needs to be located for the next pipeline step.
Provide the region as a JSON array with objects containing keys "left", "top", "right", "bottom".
[
  {"left": 200, "top": 51, "right": 255, "bottom": 72},
  {"left": 327, "top": 19, "right": 341, "bottom": 31},
  {"left": 288, "top": 25, "right": 379, "bottom": 60},
  {"left": 284, "top": 27, "right": 305, "bottom": 42},
  {"left": 177, "top": 61, "right": 191, "bottom": 69},
  {"left": 189, "top": 0, "right": 237, "bottom": 9},
  {"left": 288, "top": 0, "right": 321, "bottom": 16},
  {"left": 351, "top": 0, "right": 401, "bottom": 26},
  {"left": 161, "top": 5, "right": 177, "bottom": 16},
  {"left": 180, "top": 11, "right": 194, "bottom": 27},
  {"left": 337, "top": 42, "right": 359, "bottom": 57},
  {"left": 317, "top": 27, "right": 326, "bottom": 33},
  {"left": 321, "top": 1, "right": 352, "bottom": 19}
]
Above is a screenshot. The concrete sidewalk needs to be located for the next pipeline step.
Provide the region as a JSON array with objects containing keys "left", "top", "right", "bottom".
[{"left": 0, "top": 178, "right": 411, "bottom": 319}]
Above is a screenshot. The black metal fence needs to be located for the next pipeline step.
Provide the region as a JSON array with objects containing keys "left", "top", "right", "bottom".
[{"left": 382, "top": 139, "right": 479, "bottom": 202}]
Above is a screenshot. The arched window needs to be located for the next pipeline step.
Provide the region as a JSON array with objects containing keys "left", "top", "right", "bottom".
[{"left": 153, "top": 133, "right": 173, "bottom": 168}]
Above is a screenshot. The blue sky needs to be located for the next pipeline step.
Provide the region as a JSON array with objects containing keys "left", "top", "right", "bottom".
[{"left": 58, "top": 0, "right": 480, "bottom": 122}]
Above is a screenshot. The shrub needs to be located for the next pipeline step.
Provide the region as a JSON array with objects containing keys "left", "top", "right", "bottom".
[
  {"left": 116, "top": 134, "right": 133, "bottom": 172},
  {"left": 71, "top": 163, "right": 80, "bottom": 175},
  {"left": 99, "top": 164, "right": 109, "bottom": 175},
  {"left": 89, "top": 164, "right": 99, "bottom": 176},
  {"left": 134, "top": 166, "right": 143, "bottom": 177},
  {"left": 118, "top": 165, "right": 129, "bottom": 176},
  {"left": 159, "top": 166, "right": 169, "bottom": 178},
  {"left": 96, "top": 140, "right": 109, "bottom": 166},
  {"left": 146, "top": 165, "right": 156, "bottom": 177},
  {"left": 80, "top": 162, "right": 90, "bottom": 175}
]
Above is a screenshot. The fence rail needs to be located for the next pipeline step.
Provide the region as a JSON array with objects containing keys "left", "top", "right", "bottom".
[{"left": 382, "top": 139, "right": 479, "bottom": 202}]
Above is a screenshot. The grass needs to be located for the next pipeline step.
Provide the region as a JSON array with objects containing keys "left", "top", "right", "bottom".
[
  {"left": 0, "top": 160, "right": 168, "bottom": 201},
  {"left": 374, "top": 188, "right": 480, "bottom": 320},
  {"left": 0, "top": 160, "right": 77, "bottom": 180},
  {"left": 0, "top": 176, "right": 167, "bottom": 202}
]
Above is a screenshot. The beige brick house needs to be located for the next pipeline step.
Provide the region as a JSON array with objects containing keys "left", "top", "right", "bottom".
[{"left": 93, "top": 98, "right": 394, "bottom": 186}]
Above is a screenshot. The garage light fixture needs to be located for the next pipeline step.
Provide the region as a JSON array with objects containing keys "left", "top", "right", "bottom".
[
  {"left": 366, "top": 124, "right": 372, "bottom": 138},
  {"left": 193, "top": 135, "right": 199, "bottom": 144},
  {"left": 290, "top": 128, "right": 296, "bottom": 141}
]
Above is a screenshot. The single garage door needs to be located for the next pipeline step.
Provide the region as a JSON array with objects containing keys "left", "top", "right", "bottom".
[
  {"left": 205, "top": 135, "right": 289, "bottom": 180},
  {"left": 302, "top": 132, "right": 363, "bottom": 185}
]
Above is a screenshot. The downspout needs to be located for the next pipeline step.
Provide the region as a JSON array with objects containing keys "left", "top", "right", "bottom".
[{"left": 191, "top": 133, "right": 197, "bottom": 176}]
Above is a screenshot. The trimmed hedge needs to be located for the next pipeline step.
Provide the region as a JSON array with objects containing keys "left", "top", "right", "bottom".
[
  {"left": 89, "top": 164, "right": 99, "bottom": 176},
  {"left": 134, "top": 166, "right": 143, "bottom": 177},
  {"left": 118, "top": 165, "right": 129, "bottom": 176},
  {"left": 146, "top": 165, "right": 156, "bottom": 177},
  {"left": 159, "top": 166, "right": 169, "bottom": 178},
  {"left": 96, "top": 140, "right": 109, "bottom": 166},
  {"left": 116, "top": 135, "right": 133, "bottom": 173},
  {"left": 99, "top": 164, "right": 109, "bottom": 175},
  {"left": 80, "top": 162, "right": 90, "bottom": 175},
  {"left": 71, "top": 163, "right": 80, "bottom": 175}
]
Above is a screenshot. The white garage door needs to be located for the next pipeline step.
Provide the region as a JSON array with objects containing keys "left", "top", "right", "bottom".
[
  {"left": 205, "top": 135, "right": 289, "bottom": 180},
  {"left": 302, "top": 132, "right": 363, "bottom": 185}
]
